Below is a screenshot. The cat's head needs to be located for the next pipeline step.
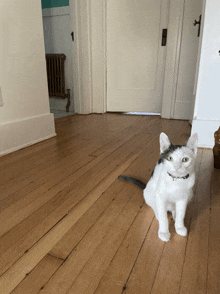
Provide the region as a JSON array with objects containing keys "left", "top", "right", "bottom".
[{"left": 159, "top": 132, "right": 198, "bottom": 176}]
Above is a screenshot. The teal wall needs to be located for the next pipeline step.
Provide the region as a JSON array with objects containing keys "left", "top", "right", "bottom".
[{"left": 41, "top": 0, "right": 69, "bottom": 9}]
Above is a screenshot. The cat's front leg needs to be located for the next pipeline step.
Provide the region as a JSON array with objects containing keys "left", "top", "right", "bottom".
[
  {"left": 157, "top": 198, "right": 170, "bottom": 242},
  {"left": 175, "top": 199, "right": 188, "bottom": 236}
]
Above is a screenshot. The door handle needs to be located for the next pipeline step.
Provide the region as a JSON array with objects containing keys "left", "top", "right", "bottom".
[{"left": 193, "top": 15, "right": 202, "bottom": 37}]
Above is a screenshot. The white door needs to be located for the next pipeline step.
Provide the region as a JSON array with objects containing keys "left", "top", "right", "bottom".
[
  {"left": 107, "top": 0, "right": 169, "bottom": 113},
  {"left": 173, "top": 0, "right": 203, "bottom": 120},
  {"left": 42, "top": 10, "right": 74, "bottom": 111}
]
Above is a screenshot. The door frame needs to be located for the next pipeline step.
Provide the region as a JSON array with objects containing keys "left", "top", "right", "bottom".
[
  {"left": 161, "top": 0, "right": 185, "bottom": 118},
  {"left": 69, "top": 0, "right": 106, "bottom": 114},
  {"left": 71, "top": 0, "right": 199, "bottom": 117}
]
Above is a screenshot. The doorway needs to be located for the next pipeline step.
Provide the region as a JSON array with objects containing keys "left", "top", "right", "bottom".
[
  {"left": 71, "top": 0, "right": 204, "bottom": 120},
  {"left": 42, "top": 4, "right": 75, "bottom": 118}
]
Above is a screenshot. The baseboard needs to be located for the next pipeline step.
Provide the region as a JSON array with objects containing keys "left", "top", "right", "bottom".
[
  {"left": 173, "top": 101, "right": 194, "bottom": 120},
  {"left": 49, "top": 97, "right": 74, "bottom": 112},
  {"left": 192, "top": 119, "right": 220, "bottom": 148},
  {"left": 0, "top": 113, "right": 56, "bottom": 156}
]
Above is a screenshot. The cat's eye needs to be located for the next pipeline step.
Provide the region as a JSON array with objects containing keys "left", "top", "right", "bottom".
[
  {"left": 167, "top": 156, "right": 173, "bottom": 161},
  {"left": 182, "top": 157, "right": 189, "bottom": 162}
]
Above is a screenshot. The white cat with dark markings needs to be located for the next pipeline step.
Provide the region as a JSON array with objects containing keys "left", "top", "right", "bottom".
[{"left": 119, "top": 132, "right": 198, "bottom": 242}]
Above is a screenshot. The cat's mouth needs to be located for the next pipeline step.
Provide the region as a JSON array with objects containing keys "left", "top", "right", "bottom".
[
  {"left": 170, "top": 170, "right": 186, "bottom": 177},
  {"left": 168, "top": 171, "right": 189, "bottom": 180}
]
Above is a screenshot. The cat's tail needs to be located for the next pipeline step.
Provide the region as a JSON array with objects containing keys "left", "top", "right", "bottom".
[{"left": 118, "top": 175, "right": 146, "bottom": 190}]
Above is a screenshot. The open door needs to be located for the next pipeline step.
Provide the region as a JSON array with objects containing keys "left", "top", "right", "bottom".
[{"left": 172, "top": 0, "right": 203, "bottom": 120}]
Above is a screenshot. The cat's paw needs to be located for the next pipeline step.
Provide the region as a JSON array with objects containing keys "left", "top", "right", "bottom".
[
  {"left": 158, "top": 231, "right": 171, "bottom": 242},
  {"left": 175, "top": 226, "right": 187, "bottom": 237}
]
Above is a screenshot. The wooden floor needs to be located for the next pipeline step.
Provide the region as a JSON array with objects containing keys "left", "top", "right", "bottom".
[{"left": 0, "top": 113, "right": 219, "bottom": 294}]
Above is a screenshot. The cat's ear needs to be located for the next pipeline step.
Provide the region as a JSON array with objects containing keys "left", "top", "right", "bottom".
[
  {"left": 187, "top": 133, "right": 198, "bottom": 155},
  {"left": 160, "top": 132, "right": 171, "bottom": 153}
]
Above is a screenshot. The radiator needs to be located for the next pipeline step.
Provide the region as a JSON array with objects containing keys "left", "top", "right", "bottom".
[{"left": 46, "top": 54, "right": 71, "bottom": 112}]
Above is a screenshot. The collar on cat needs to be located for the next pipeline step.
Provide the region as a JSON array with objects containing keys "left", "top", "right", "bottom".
[{"left": 167, "top": 172, "right": 189, "bottom": 181}]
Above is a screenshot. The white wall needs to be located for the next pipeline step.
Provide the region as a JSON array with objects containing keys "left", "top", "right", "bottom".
[
  {"left": 192, "top": 0, "right": 220, "bottom": 148},
  {"left": 0, "top": 0, "right": 56, "bottom": 156}
]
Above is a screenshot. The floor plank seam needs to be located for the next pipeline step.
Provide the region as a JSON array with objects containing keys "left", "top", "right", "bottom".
[
  {"left": 1, "top": 139, "right": 143, "bottom": 275},
  {"left": 39, "top": 184, "right": 134, "bottom": 293},
  {"left": 149, "top": 242, "right": 166, "bottom": 294},
  {"left": 47, "top": 253, "right": 66, "bottom": 262},
  {"left": 2, "top": 152, "right": 95, "bottom": 218},
  {"left": 82, "top": 189, "right": 142, "bottom": 293},
  {"left": 64, "top": 184, "right": 127, "bottom": 258},
  {"left": 37, "top": 257, "right": 66, "bottom": 293},
  {"left": 121, "top": 214, "right": 155, "bottom": 294},
  {"left": 91, "top": 199, "right": 145, "bottom": 294},
  {"left": 1, "top": 148, "right": 90, "bottom": 202},
  {"left": 0, "top": 213, "right": 69, "bottom": 277},
  {"left": 1, "top": 135, "right": 94, "bottom": 190},
  {"left": 88, "top": 117, "right": 158, "bottom": 158}
]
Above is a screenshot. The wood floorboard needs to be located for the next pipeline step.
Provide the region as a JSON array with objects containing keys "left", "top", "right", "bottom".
[
  {"left": 0, "top": 146, "right": 143, "bottom": 271},
  {"left": 0, "top": 114, "right": 115, "bottom": 180},
  {"left": 1, "top": 116, "right": 138, "bottom": 201},
  {"left": 0, "top": 114, "right": 135, "bottom": 186},
  {"left": 0, "top": 114, "right": 218, "bottom": 294},
  {"left": 0, "top": 117, "right": 160, "bottom": 234},
  {"left": 0, "top": 114, "right": 151, "bottom": 197},
  {"left": 207, "top": 168, "right": 220, "bottom": 294}
]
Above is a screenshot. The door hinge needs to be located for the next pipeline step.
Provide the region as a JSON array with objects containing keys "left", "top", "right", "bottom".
[
  {"left": 193, "top": 15, "right": 202, "bottom": 37},
  {"left": 161, "top": 29, "right": 167, "bottom": 46}
]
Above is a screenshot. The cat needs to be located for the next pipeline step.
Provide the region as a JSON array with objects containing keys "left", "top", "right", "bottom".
[{"left": 119, "top": 132, "right": 198, "bottom": 242}]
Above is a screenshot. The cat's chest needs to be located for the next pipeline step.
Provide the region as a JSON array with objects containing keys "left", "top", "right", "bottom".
[
  {"left": 158, "top": 173, "right": 194, "bottom": 201},
  {"left": 155, "top": 166, "right": 194, "bottom": 191},
  {"left": 158, "top": 176, "right": 185, "bottom": 192},
  {"left": 164, "top": 179, "right": 189, "bottom": 194},
  {"left": 149, "top": 163, "right": 195, "bottom": 194}
]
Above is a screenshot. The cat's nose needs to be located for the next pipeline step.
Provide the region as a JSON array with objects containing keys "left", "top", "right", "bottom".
[{"left": 174, "top": 165, "right": 181, "bottom": 171}]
